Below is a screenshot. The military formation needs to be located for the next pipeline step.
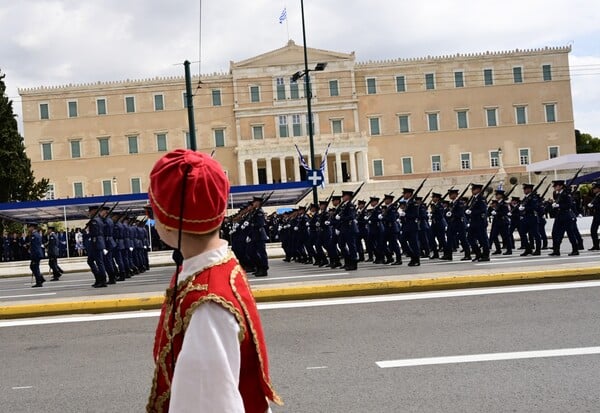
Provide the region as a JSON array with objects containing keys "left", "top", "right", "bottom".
[{"left": 224, "top": 176, "right": 600, "bottom": 276}]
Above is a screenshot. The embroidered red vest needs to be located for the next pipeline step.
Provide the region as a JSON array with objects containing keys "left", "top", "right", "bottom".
[{"left": 147, "top": 253, "right": 282, "bottom": 412}]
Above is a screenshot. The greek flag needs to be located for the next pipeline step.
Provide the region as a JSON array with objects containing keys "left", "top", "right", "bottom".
[
  {"left": 294, "top": 144, "right": 310, "bottom": 171},
  {"left": 279, "top": 7, "right": 287, "bottom": 24}
]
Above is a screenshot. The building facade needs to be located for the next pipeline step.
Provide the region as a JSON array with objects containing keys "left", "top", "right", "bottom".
[{"left": 19, "top": 41, "right": 575, "bottom": 199}]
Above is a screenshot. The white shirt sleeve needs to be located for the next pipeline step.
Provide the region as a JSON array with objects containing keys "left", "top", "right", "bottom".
[{"left": 169, "top": 302, "right": 244, "bottom": 413}]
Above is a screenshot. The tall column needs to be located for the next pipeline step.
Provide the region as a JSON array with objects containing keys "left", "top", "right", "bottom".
[
  {"left": 361, "top": 151, "right": 370, "bottom": 181},
  {"left": 266, "top": 157, "right": 273, "bottom": 184},
  {"left": 335, "top": 152, "right": 343, "bottom": 183},
  {"left": 251, "top": 158, "right": 259, "bottom": 185},
  {"left": 293, "top": 156, "right": 300, "bottom": 182},
  {"left": 279, "top": 157, "right": 287, "bottom": 183},
  {"left": 349, "top": 151, "right": 357, "bottom": 183},
  {"left": 238, "top": 159, "right": 247, "bottom": 185}
]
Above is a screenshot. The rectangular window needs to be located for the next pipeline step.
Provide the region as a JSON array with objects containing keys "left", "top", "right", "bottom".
[
  {"left": 45, "top": 183, "right": 55, "bottom": 200},
  {"left": 460, "top": 153, "right": 471, "bottom": 170},
  {"left": 515, "top": 106, "right": 527, "bottom": 124},
  {"left": 156, "top": 133, "right": 167, "bottom": 152},
  {"left": 99, "top": 137, "right": 110, "bottom": 156},
  {"left": 41, "top": 142, "right": 52, "bottom": 161},
  {"left": 125, "top": 96, "right": 136, "bottom": 113},
  {"left": 73, "top": 182, "right": 84, "bottom": 198},
  {"left": 128, "top": 136, "right": 139, "bottom": 154},
  {"left": 427, "top": 113, "right": 439, "bottom": 131},
  {"left": 398, "top": 115, "right": 410, "bottom": 133},
  {"left": 331, "top": 119, "right": 343, "bottom": 134},
  {"left": 250, "top": 86, "right": 260, "bottom": 102},
  {"left": 68, "top": 101, "right": 78, "bottom": 118},
  {"left": 457, "top": 111, "right": 468, "bottom": 129},
  {"left": 454, "top": 71, "right": 464, "bottom": 88},
  {"left": 396, "top": 76, "right": 406, "bottom": 92},
  {"left": 102, "top": 180, "right": 113, "bottom": 196},
  {"left": 214, "top": 129, "right": 225, "bottom": 147},
  {"left": 369, "top": 117, "right": 381, "bottom": 136},
  {"left": 548, "top": 146, "right": 559, "bottom": 159},
  {"left": 131, "top": 178, "right": 142, "bottom": 194},
  {"left": 486, "top": 108, "right": 498, "bottom": 127},
  {"left": 373, "top": 159, "right": 384, "bottom": 177},
  {"left": 212, "top": 89, "right": 222, "bottom": 106},
  {"left": 70, "top": 140, "right": 81, "bottom": 158},
  {"left": 545, "top": 104, "right": 556, "bottom": 122},
  {"left": 329, "top": 80, "right": 339, "bottom": 97},
  {"left": 513, "top": 67, "right": 523, "bottom": 83},
  {"left": 96, "top": 98, "right": 107, "bottom": 115},
  {"left": 293, "top": 114, "right": 303, "bottom": 136},
  {"left": 278, "top": 115, "right": 289, "bottom": 138},
  {"left": 252, "top": 125, "right": 264, "bottom": 140},
  {"left": 290, "top": 81, "right": 300, "bottom": 99},
  {"left": 431, "top": 155, "right": 441, "bottom": 172},
  {"left": 542, "top": 64, "right": 552, "bottom": 81},
  {"left": 276, "top": 78, "right": 286, "bottom": 100},
  {"left": 519, "top": 148, "right": 530, "bottom": 165},
  {"left": 366, "top": 78, "right": 377, "bottom": 94},
  {"left": 484, "top": 69, "right": 494, "bottom": 86},
  {"left": 39, "top": 103, "right": 49, "bottom": 119},
  {"left": 401, "top": 157, "right": 413, "bottom": 174},
  {"left": 154, "top": 94, "right": 164, "bottom": 111},
  {"left": 490, "top": 150, "right": 499, "bottom": 167},
  {"left": 425, "top": 73, "right": 435, "bottom": 90}
]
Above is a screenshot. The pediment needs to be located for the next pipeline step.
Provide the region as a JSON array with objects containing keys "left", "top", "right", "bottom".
[{"left": 231, "top": 40, "right": 355, "bottom": 69}]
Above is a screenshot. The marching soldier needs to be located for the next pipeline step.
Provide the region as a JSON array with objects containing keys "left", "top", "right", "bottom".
[
  {"left": 27, "top": 222, "right": 45, "bottom": 287},
  {"left": 87, "top": 206, "right": 108, "bottom": 288},
  {"left": 519, "top": 183, "right": 542, "bottom": 256},
  {"left": 382, "top": 194, "right": 403, "bottom": 265},
  {"left": 442, "top": 189, "right": 471, "bottom": 261},
  {"left": 429, "top": 193, "right": 447, "bottom": 259},
  {"left": 466, "top": 184, "right": 490, "bottom": 261},
  {"left": 401, "top": 188, "right": 421, "bottom": 266},
  {"left": 489, "top": 190, "right": 512, "bottom": 255},
  {"left": 100, "top": 206, "right": 118, "bottom": 284},
  {"left": 335, "top": 190, "right": 359, "bottom": 271},
  {"left": 248, "top": 196, "right": 270, "bottom": 276},
  {"left": 356, "top": 200, "right": 368, "bottom": 262},
  {"left": 549, "top": 180, "right": 579, "bottom": 256},
  {"left": 588, "top": 181, "right": 600, "bottom": 251},
  {"left": 366, "top": 196, "right": 385, "bottom": 263},
  {"left": 46, "top": 226, "right": 63, "bottom": 281}
]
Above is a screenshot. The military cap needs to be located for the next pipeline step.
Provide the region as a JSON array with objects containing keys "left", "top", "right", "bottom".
[
  {"left": 495, "top": 189, "right": 505, "bottom": 195},
  {"left": 383, "top": 193, "right": 395, "bottom": 201},
  {"left": 252, "top": 196, "right": 264, "bottom": 203},
  {"left": 357, "top": 199, "right": 366, "bottom": 204},
  {"left": 102, "top": 206, "right": 110, "bottom": 211},
  {"left": 341, "top": 190, "right": 354, "bottom": 197},
  {"left": 471, "top": 184, "right": 483, "bottom": 190},
  {"left": 309, "top": 203, "right": 318, "bottom": 209},
  {"left": 402, "top": 187, "right": 414, "bottom": 193},
  {"left": 319, "top": 200, "right": 329, "bottom": 205},
  {"left": 592, "top": 181, "right": 600, "bottom": 189},
  {"left": 331, "top": 195, "right": 342, "bottom": 201},
  {"left": 369, "top": 196, "right": 380, "bottom": 202},
  {"left": 298, "top": 205, "right": 306, "bottom": 210},
  {"left": 447, "top": 189, "right": 459, "bottom": 195},
  {"left": 414, "top": 196, "right": 423, "bottom": 201},
  {"left": 522, "top": 183, "right": 534, "bottom": 190},
  {"left": 149, "top": 149, "right": 229, "bottom": 234},
  {"left": 552, "top": 180, "right": 565, "bottom": 186},
  {"left": 511, "top": 196, "right": 521, "bottom": 201},
  {"left": 88, "top": 205, "right": 99, "bottom": 211},
  {"left": 431, "top": 192, "right": 442, "bottom": 198}
]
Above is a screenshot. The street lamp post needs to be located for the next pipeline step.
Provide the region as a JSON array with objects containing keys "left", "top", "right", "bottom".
[{"left": 295, "top": 0, "right": 326, "bottom": 205}]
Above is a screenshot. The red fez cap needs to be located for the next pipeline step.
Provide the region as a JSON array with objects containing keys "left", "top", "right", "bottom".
[{"left": 149, "top": 149, "right": 229, "bottom": 234}]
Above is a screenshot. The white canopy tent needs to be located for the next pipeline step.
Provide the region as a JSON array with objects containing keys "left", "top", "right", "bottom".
[{"left": 526, "top": 153, "right": 600, "bottom": 175}]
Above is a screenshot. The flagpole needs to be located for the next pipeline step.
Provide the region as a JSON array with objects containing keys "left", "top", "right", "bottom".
[{"left": 285, "top": 5, "right": 290, "bottom": 40}]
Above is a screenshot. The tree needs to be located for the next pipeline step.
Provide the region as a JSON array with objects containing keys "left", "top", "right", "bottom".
[
  {"left": 0, "top": 70, "right": 49, "bottom": 204},
  {"left": 575, "top": 129, "right": 600, "bottom": 153}
]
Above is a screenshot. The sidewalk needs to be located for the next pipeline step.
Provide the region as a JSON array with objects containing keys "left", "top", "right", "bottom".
[{"left": 1, "top": 259, "right": 599, "bottom": 319}]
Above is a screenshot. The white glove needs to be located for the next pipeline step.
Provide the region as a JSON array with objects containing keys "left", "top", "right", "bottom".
[
  {"left": 278, "top": 225, "right": 282, "bottom": 231},
  {"left": 396, "top": 218, "right": 401, "bottom": 223},
  {"left": 129, "top": 247, "right": 134, "bottom": 252},
  {"left": 305, "top": 222, "right": 310, "bottom": 227},
  {"left": 325, "top": 220, "right": 330, "bottom": 226},
  {"left": 102, "top": 249, "right": 108, "bottom": 255},
  {"left": 399, "top": 210, "right": 406, "bottom": 217},
  {"left": 427, "top": 213, "right": 432, "bottom": 218},
  {"left": 588, "top": 203, "right": 594, "bottom": 208},
  {"left": 242, "top": 221, "right": 249, "bottom": 228},
  {"left": 378, "top": 214, "right": 383, "bottom": 219},
  {"left": 143, "top": 246, "right": 148, "bottom": 249},
  {"left": 335, "top": 215, "right": 341, "bottom": 220},
  {"left": 518, "top": 206, "right": 525, "bottom": 211},
  {"left": 245, "top": 236, "right": 251, "bottom": 243},
  {"left": 491, "top": 210, "right": 497, "bottom": 216},
  {"left": 465, "top": 209, "right": 472, "bottom": 215},
  {"left": 315, "top": 222, "right": 320, "bottom": 227},
  {"left": 335, "top": 229, "right": 340, "bottom": 236},
  {"left": 293, "top": 226, "right": 299, "bottom": 231},
  {"left": 552, "top": 203, "right": 559, "bottom": 208},
  {"left": 446, "top": 211, "right": 452, "bottom": 217},
  {"left": 508, "top": 212, "right": 512, "bottom": 217}
]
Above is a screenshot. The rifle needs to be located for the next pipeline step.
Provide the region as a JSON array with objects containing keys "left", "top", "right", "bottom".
[
  {"left": 421, "top": 188, "right": 433, "bottom": 204},
  {"left": 504, "top": 183, "right": 518, "bottom": 198},
  {"left": 452, "top": 184, "right": 471, "bottom": 205},
  {"left": 469, "top": 175, "right": 495, "bottom": 207},
  {"left": 325, "top": 190, "right": 335, "bottom": 205},
  {"left": 118, "top": 208, "right": 132, "bottom": 222},
  {"left": 567, "top": 166, "right": 585, "bottom": 192},
  {"left": 523, "top": 176, "right": 547, "bottom": 200},
  {"left": 539, "top": 183, "right": 552, "bottom": 201},
  {"left": 334, "top": 182, "right": 365, "bottom": 214},
  {"left": 84, "top": 201, "right": 107, "bottom": 229},
  {"left": 392, "top": 177, "right": 428, "bottom": 208},
  {"left": 106, "top": 202, "right": 120, "bottom": 217},
  {"left": 376, "top": 191, "right": 393, "bottom": 208}
]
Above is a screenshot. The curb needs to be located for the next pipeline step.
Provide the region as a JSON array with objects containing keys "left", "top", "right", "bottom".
[{"left": 1, "top": 267, "right": 599, "bottom": 320}]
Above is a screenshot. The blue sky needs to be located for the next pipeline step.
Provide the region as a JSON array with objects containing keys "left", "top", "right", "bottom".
[{"left": 2, "top": 0, "right": 599, "bottom": 137}]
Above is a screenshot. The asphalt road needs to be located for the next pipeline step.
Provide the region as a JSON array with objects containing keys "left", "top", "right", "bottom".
[
  {"left": 0, "top": 245, "right": 599, "bottom": 303},
  {"left": 1, "top": 280, "right": 599, "bottom": 412}
]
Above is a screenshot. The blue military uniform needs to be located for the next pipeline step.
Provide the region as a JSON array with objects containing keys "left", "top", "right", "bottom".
[
  {"left": 429, "top": 194, "right": 447, "bottom": 259},
  {"left": 519, "top": 184, "right": 542, "bottom": 255},
  {"left": 366, "top": 197, "right": 385, "bottom": 263},
  {"left": 401, "top": 188, "right": 421, "bottom": 266},
  {"left": 442, "top": 189, "right": 471, "bottom": 260},
  {"left": 335, "top": 191, "right": 359, "bottom": 270},
  {"left": 382, "top": 194, "right": 402, "bottom": 265},
  {"left": 248, "top": 196, "right": 269, "bottom": 276},
  {"left": 588, "top": 182, "right": 600, "bottom": 251},
  {"left": 86, "top": 206, "right": 108, "bottom": 287},
  {"left": 549, "top": 180, "right": 579, "bottom": 256},
  {"left": 466, "top": 184, "right": 490, "bottom": 261},
  {"left": 28, "top": 224, "right": 45, "bottom": 287}
]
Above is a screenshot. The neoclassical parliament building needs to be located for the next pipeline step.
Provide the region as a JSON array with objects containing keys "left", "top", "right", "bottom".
[{"left": 20, "top": 41, "right": 575, "bottom": 199}]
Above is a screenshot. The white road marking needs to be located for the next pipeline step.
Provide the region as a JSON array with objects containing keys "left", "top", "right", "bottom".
[
  {"left": 306, "top": 366, "right": 328, "bottom": 370},
  {"left": 0, "top": 292, "right": 56, "bottom": 299},
  {"left": 12, "top": 386, "right": 33, "bottom": 390},
  {"left": 249, "top": 272, "right": 348, "bottom": 282},
  {"left": 376, "top": 346, "right": 600, "bottom": 368},
  {"left": 0, "top": 311, "right": 161, "bottom": 328},
  {"left": 475, "top": 255, "right": 596, "bottom": 266}
]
